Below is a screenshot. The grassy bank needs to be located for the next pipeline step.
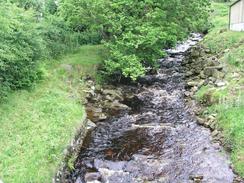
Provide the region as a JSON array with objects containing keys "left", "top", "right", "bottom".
[
  {"left": 196, "top": 2, "right": 244, "bottom": 176},
  {"left": 0, "top": 45, "right": 103, "bottom": 183}
]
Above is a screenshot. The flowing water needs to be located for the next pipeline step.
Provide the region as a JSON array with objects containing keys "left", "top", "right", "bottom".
[{"left": 68, "top": 34, "right": 234, "bottom": 183}]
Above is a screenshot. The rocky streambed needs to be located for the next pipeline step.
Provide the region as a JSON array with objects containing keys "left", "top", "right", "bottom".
[{"left": 59, "top": 34, "right": 237, "bottom": 183}]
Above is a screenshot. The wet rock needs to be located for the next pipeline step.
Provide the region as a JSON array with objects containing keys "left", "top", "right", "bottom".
[
  {"left": 84, "top": 172, "right": 101, "bottom": 182},
  {"left": 94, "top": 159, "right": 126, "bottom": 171},
  {"left": 98, "top": 168, "right": 132, "bottom": 183}
]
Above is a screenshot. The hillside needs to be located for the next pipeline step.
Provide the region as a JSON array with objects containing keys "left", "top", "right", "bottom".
[
  {"left": 196, "top": 2, "right": 244, "bottom": 177},
  {"left": 0, "top": 45, "right": 103, "bottom": 182}
]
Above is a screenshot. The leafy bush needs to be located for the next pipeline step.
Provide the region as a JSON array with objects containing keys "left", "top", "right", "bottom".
[
  {"left": 59, "top": 0, "right": 210, "bottom": 81},
  {"left": 102, "top": 0, "right": 210, "bottom": 80},
  {"left": 40, "top": 15, "right": 80, "bottom": 58},
  {"left": 0, "top": 2, "right": 80, "bottom": 101},
  {"left": 0, "top": 3, "right": 44, "bottom": 99},
  {"left": 58, "top": 0, "right": 105, "bottom": 44}
]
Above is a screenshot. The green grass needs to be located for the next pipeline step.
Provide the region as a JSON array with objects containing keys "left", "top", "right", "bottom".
[
  {"left": 0, "top": 45, "right": 103, "bottom": 183},
  {"left": 196, "top": 2, "right": 244, "bottom": 177},
  {"left": 203, "top": 3, "right": 244, "bottom": 54}
]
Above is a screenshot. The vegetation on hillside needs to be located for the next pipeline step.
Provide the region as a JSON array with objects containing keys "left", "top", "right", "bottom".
[
  {"left": 196, "top": 2, "right": 244, "bottom": 177},
  {"left": 0, "top": 0, "right": 211, "bottom": 101},
  {"left": 0, "top": 45, "right": 103, "bottom": 182},
  {"left": 59, "top": 0, "right": 210, "bottom": 81},
  {"left": 0, "top": 1, "right": 79, "bottom": 101}
]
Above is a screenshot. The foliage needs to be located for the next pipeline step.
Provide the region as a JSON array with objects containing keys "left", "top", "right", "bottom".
[
  {"left": 102, "top": 0, "right": 210, "bottom": 80},
  {"left": 58, "top": 0, "right": 105, "bottom": 44},
  {"left": 40, "top": 15, "right": 80, "bottom": 58},
  {"left": 0, "top": 2, "right": 80, "bottom": 101},
  {"left": 0, "top": 3, "right": 44, "bottom": 100},
  {"left": 59, "top": 0, "right": 210, "bottom": 81}
]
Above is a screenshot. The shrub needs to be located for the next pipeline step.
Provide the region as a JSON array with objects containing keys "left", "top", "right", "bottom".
[
  {"left": 101, "top": 0, "right": 210, "bottom": 80},
  {"left": 39, "top": 15, "right": 80, "bottom": 58},
  {"left": 58, "top": 0, "right": 105, "bottom": 44},
  {"left": 0, "top": 2, "right": 80, "bottom": 100},
  {"left": 0, "top": 3, "right": 44, "bottom": 96}
]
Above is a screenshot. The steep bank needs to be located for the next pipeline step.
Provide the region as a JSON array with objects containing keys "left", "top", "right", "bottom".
[
  {"left": 0, "top": 45, "right": 103, "bottom": 183},
  {"left": 184, "top": 2, "right": 244, "bottom": 178}
]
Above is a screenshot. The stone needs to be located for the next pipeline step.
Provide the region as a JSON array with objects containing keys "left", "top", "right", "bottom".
[
  {"left": 215, "top": 80, "right": 226, "bottom": 87},
  {"left": 196, "top": 117, "right": 205, "bottom": 125},
  {"left": 200, "top": 71, "right": 206, "bottom": 79},
  {"left": 205, "top": 49, "right": 211, "bottom": 54},
  {"left": 232, "top": 72, "right": 240, "bottom": 78},
  {"left": 191, "top": 86, "right": 199, "bottom": 93},
  {"left": 87, "top": 119, "right": 97, "bottom": 130},
  {"left": 187, "top": 81, "right": 199, "bottom": 87},
  {"left": 86, "top": 106, "right": 107, "bottom": 122},
  {"left": 109, "top": 100, "right": 130, "bottom": 111},
  {"left": 186, "top": 71, "right": 193, "bottom": 77},
  {"left": 184, "top": 91, "right": 192, "bottom": 97},
  {"left": 190, "top": 175, "right": 204, "bottom": 182},
  {"left": 213, "top": 70, "right": 225, "bottom": 79},
  {"left": 204, "top": 66, "right": 223, "bottom": 77},
  {"left": 212, "top": 130, "right": 219, "bottom": 137},
  {"left": 102, "top": 89, "right": 123, "bottom": 101},
  {"left": 85, "top": 172, "right": 101, "bottom": 182}
]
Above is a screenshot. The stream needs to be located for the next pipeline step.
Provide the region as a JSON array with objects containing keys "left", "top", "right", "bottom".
[{"left": 68, "top": 34, "right": 234, "bottom": 183}]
